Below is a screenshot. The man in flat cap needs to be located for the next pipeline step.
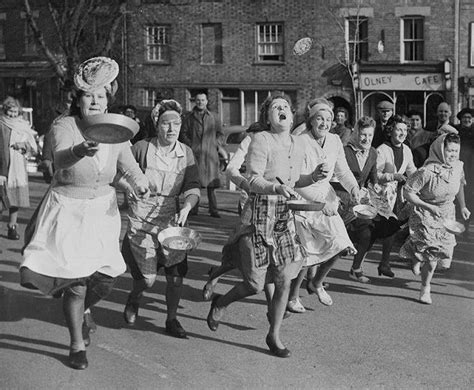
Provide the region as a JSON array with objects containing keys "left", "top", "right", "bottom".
[{"left": 373, "top": 100, "right": 394, "bottom": 148}]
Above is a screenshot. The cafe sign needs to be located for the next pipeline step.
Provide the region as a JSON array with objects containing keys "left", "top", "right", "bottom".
[{"left": 360, "top": 73, "right": 445, "bottom": 91}]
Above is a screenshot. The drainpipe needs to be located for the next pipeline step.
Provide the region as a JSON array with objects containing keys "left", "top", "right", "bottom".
[{"left": 453, "top": 0, "right": 460, "bottom": 118}]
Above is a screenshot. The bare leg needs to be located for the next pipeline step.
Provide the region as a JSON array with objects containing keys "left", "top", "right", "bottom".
[
  {"left": 419, "top": 261, "right": 437, "bottom": 304},
  {"left": 288, "top": 268, "right": 305, "bottom": 302},
  {"left": 267, "top": 270, "right": 292, "bottom": 350},
  {"left": 8, "top": 207, "right": 18, "bottom": 226},
  {"left": 312, "top": 256, "right": 338, "bottom": 288},
  {"left": 63, "top": 285, "right": 86, "bottom": 352}
]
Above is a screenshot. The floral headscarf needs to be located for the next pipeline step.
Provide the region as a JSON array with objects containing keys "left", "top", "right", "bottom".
[{"left": 423, "top": 134, "right": 462, "bottom": 182}]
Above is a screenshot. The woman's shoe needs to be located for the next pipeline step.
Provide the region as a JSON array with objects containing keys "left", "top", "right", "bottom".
[
  {"left": 349, "top": 268, "right": 370, "bottom": 283},
  {"left": 412, "top": 261, "right": 421, "bottom": 276},
  {"left": 7, "top": 225, "right": 20, "bottom": 240},
  {"left": 306, "top": 280, "right": 329, "bottom": 295},
  {"left": 165, "top": 319, "right": 188, "bottom": 339},
  {"left": 377, "top": 264, "right": 395, "bottom": 278},
  {"left": 207, "top": 294, "right": 222, "bottom": 331},
  {"left": 307, "top": 280, "right": 333, "bottom": 306},
  {"left": 265, "top": 334, "right": 291, "bottom": 358},
  {"left": 69, "top": 350, "right": 88, "bottom": 370},
  {"left": 419, "top": 286, "right": 432, "bottom": 304},
  {"left": 123, "top": 295, "right": 140, "bottom": 325},
  {"left": 287, "top": 298, "right": 306, "bottom": 313},
  {"left": 202, "top": 267, "right": 216, "bottom": 301}
]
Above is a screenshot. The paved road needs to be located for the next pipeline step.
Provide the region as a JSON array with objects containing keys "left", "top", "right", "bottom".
[{"left": 1, "top": 174, "right": 473, "bottom": 389}]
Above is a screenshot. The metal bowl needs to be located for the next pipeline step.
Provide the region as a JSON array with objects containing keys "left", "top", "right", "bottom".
[
  {"left": 157, "top": 227, "right": 201, "bottom": 251},
  {"left": 353, "top": 204, "right": 378, "bottom": 220},
  {"left": 287, "top": 200, "right": 325, "bottom": 211},
  {"left": 80, "top": 113, "right": 139, "bottom": 144},
  {"left": 443, "top": 220, "right": 465, "bottom": 235}
]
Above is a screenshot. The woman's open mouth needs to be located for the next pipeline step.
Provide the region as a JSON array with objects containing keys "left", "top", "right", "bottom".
[{"left": 279, "top": 113, "right": 287, "bottom": 120}]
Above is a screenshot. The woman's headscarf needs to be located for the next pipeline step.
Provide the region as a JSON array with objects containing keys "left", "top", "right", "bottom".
[{"left": 423, "top": 133, "right": 461, "bottom": 181}]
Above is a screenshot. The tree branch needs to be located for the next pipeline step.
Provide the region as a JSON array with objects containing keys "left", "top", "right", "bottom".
[{"left": 23, "top": 0, "right": 66, "bottom": 81}]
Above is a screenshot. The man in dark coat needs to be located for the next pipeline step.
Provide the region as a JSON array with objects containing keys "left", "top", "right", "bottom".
[
  {"left": 373, "top": 100, "right": 394, "bottom": 148},
  {"left": 180, "top": 92, "right": 227, "bottom": 217}
]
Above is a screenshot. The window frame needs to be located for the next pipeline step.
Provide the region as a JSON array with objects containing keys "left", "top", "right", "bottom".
[
  {"left": 201, "top": 23, "right": 223, "bottom": 65},
  {"left": 401, "top": 16, "right": 424, "bottom": 62},
  {"left": 145, "top": 24, "right": 171, "bottom": 64},
  {"left": 256, "top": 22, "right": 284, "bottom": 63},
  {"left": 140, "top": 88, "right": 157, "bottom": 108},
  {"left": 0, "top": 13, "right": 5, "bottom": 60},
  {"left": 345, "top": 17, "right": 369, "bottom": 62}
]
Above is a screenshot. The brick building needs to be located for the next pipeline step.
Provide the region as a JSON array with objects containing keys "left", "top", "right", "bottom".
[
  {"left": 1, "top": 0, "right": 473, "bottom": 133},
  {"left": 125, "top": 0, "right": 473, "bottom": 127}
]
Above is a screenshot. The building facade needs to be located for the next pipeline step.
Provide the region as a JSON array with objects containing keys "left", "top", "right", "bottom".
[{"left": 125, "top": 0, "right": 472, "bottom": 128}]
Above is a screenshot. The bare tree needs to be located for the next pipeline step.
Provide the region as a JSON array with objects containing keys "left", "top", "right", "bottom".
[
  {"left": 23, "top": 0, "right": 127, "bottom": 87},
  {"left": 323, "top": 0, "right": 365, "bottom": 119}
]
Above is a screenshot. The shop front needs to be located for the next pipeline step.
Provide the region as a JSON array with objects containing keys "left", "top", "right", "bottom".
[{"left": 356, "top": 63, "right": 450, "bottom": 125}]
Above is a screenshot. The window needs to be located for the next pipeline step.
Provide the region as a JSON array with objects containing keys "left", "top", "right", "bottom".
[
  {"left": 140, "top": 88, "right": 158, "bottom": 107},
  {"left": 219, "top": 89, "right": 296, "bottom": 127},
  {"left": 24, "top": 17, "right": 38, "bottom": 55},
  {"left": 145, "top": 25, "right": 170, "bottom": 63},
  {"left": 346, "top": 17, "right": 368, "bottom": 62},
  {"left": 256, "top": 23, "right": 284, "bottom": 62},
  {"left": 0, "top": 14, "right": 5, "bottom": 60},
  {"left": 201, "top": 23, "right": 223, "bottom": 64},
  {"left": 402, "top": 17, "right": 424, "bottom": 61}
]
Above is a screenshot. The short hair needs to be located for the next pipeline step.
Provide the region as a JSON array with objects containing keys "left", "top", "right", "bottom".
[
  {"left": 334, "top": 106, "right": 349, "bottom": 118},
  {"left": 444, "top": 132, "right": 460, "bottom": 146},
  {"left": 384, "top": 114, "right": 408, "bottom": 136},
  {"left": 258, "top": 91, "right": 293, "bottom": 131},
  {"left": 2, "top": 96, "right": 21, "bottom": 113},
  {"left": 355, "top": 116, "right": 376, "bottom": 130},
  {"left": 406, "top": 110, "right": 423, "bottom": 119},
  {"left": 123, "top": 105, "right": 137, "bottom": 113}
]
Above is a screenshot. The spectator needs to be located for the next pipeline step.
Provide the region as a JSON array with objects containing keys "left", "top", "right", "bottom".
[
  {"left": 456, "top": 107, "right": 474, "bottom": 236},
  {"left": 180, "top": 92, "right": 228, "bottom": 218},
  {"left": 406, "top": 110, "right": 434, "bottom": 150},
  {"left": 373, "top": 100, "right": 394, "bottom": 148},
  {"left": 425, "top": 102, "right": 455, "bottom": 133},
  {"left": 0, "top": 96, "right": 38, "bottom": 240},
  {"left": 330, "top": 107, "right": 352, "bottom": 146}
]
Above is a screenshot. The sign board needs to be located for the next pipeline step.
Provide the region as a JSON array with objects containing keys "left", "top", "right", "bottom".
[{"left": 360, "top": 73, "right": 445, "bottom": 91}]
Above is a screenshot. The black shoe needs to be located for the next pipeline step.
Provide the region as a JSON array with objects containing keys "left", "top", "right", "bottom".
[
  {"left": 209, "top": 211, "right": 221, "bottom": 218},
  {"left": 83, "top": 311, "right": 97, "bottom": 333},
  {"left": 165, "top": 319, "right": 188, "bottom": 339},
  {"left": 207, "top": 294, "right": 222, "bottom": 331},
  {"left": 82, "top": 322, "right": 91, "bottom": 347},
  {"left": 378, "top": 264, "right": 395, "bottom": 278},
  {"left": 69, "top": 350, "right": 88, "bottom": 370},
  {"left": 123, "top": 295, "right": 140, "bottom": 325},
  {"left": 7, "top": 225, "right": 20, "bottom": 240},
  {"left": 265, "top": 334, "right": 291, "bottom": 358}
]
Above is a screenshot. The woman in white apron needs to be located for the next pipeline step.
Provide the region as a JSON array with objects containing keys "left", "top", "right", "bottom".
[
  {"left": 289, "top": 100, "right": 360, "bottom": 309},
  {"left": 20, "top": 57, "right": 149, "bottom": 370},
  {"left": 121, "top": 99, "right": 200, "bottom": 339}
]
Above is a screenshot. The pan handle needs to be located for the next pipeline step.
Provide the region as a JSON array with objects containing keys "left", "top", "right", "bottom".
[{"left": 275, "top": 177, "right": 302, "bottom": 200}]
